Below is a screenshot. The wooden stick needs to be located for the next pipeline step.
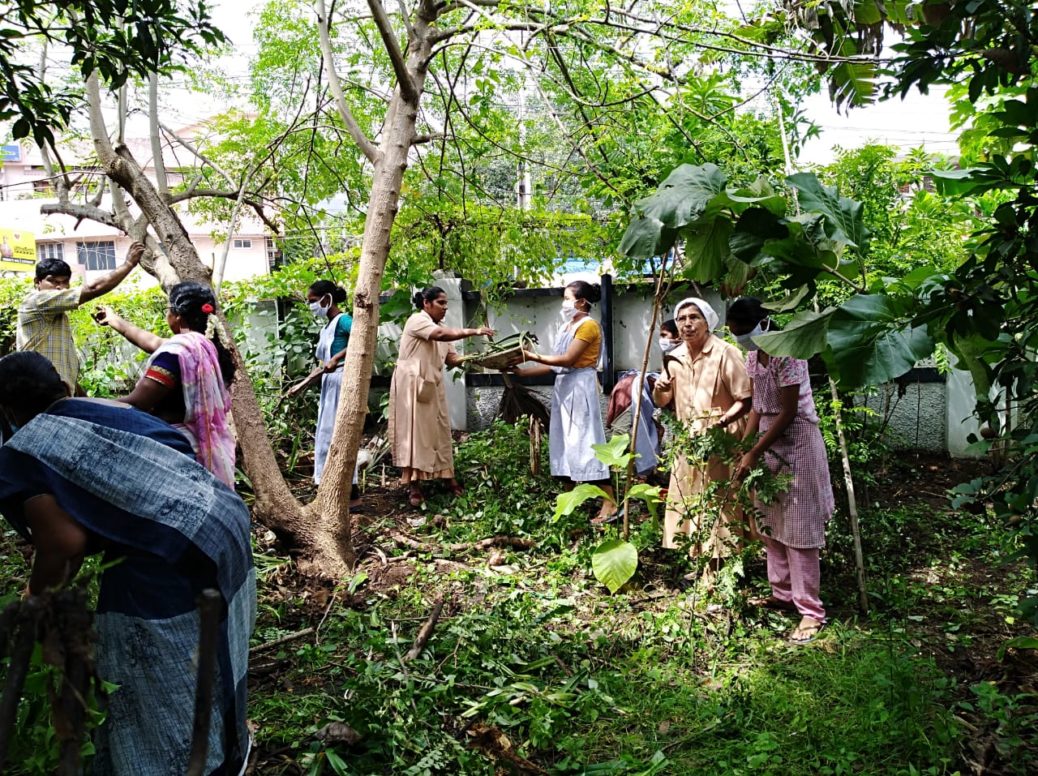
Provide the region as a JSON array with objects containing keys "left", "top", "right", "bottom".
[
  {"left": 389, "top": 531, "right": 535, "bottom": 554},
  {"left": 404, "top": 595, "right": 445, "bottom": 662},
  {"left": 186, "top": 589, "right": 222, "bottom": 776},
  {"left": 829, "top": 378, "right": 869, "bottom": 614},
  {"left": 0, "top": 601, "right": 39, "bottom": 769},
  {"left": 249, "top": 627, "right": 316, "bottom": 656}
]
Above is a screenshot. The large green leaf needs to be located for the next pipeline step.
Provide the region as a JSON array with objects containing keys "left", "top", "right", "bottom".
[
  {"left": 592, "top": 538, "right": 638, "bottom": 594},
  {"left": 752, "top": 308, "right": 833, "bottom": 358},
  {"left": 626, "top": 483, "right": 663, "bottom": 519},
  {"left": 787, "top": 173, "right": 868, "bottom": 250},
  {"left": 620, "top": 164, "right": 728, "bottom": 259},
  {"left": 729, "top": 207, "right": 789, "bottom": 262},
  {"left": 682, "top": 217, "right": 733, "bottom": 282},
  {"left": 825, "top": 295, "right": 934, "bottom": 386},
  {"left": 553, "top": 483, "right": 611, "bottom": 521},
  {"left": 727, "top": 177, "right": 788, "bottom": 216},
  {"left": 593, "top": 434, "right": 633, "bottom": 469}
]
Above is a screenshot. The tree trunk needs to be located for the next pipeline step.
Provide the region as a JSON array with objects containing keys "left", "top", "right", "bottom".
[
  {"left": 311, "top": 11, "right": 435, "bottom": 570},
  {"left": 83, "top": 71, "right": 349, "bottom": 573}
]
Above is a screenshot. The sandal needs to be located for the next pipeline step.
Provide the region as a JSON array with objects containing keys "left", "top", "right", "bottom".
[
  {"left": 407, "top": 486, "right": 425, "bottom": 508},
  {"left": 447, "top": 480, "right": 464, "bottom": 497},
  {"left": 789, "top": 616, "right": 824, "bottom": 644},
  {"left": 590, "top": 505, "right": 619, "bottom": 525}
]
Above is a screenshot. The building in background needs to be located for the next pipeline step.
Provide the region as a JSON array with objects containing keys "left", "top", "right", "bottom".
[{"left": 0, "top": 136, "right": 274, "bottom": 284}]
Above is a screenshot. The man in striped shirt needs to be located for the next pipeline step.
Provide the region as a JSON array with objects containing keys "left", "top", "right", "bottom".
[{"left": 17, "top": 241, "right": 145, "bottom": 392}]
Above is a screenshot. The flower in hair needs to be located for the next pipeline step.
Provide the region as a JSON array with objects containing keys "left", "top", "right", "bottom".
[{"left": 201, "top": 303, "right": 215, "bottom": 314}]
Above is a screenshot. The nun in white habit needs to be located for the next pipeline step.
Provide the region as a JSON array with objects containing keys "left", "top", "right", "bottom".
[{"left": 515, "top": 280, "right": 617, "bottom": 522}]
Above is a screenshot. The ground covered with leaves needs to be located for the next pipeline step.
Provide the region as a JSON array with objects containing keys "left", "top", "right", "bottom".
[
  {"left": 240, "top": 423, "right": 1037, "bottom": 775},
  {"left": 1, "top": 422, "right": 1035, "bottom": 774}
]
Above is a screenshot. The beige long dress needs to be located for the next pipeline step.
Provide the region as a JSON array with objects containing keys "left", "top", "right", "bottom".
[
  {"left": 652, "top": 335, "right": 752, "bottom": 558},
  {"left": 389, "top": 310, "right": 458, "bottom": 483}
]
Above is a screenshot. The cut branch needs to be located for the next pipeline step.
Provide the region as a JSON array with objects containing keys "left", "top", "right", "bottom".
[{"left": 404, "top": 595, "right": 445, "bottom": 661}]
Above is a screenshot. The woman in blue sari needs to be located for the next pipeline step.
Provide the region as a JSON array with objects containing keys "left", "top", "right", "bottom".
[{"left": 0, "top": 352, "right": 255, "bottom": 775}]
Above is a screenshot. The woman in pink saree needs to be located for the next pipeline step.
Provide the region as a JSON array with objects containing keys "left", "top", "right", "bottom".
[{"left": 96, "top": 282, "right": 237, "bottom": 487}]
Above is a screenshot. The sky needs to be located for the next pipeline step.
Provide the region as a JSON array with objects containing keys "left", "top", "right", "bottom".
[{"left": 154, "top": 1, "right": 962, "bottom": 165}]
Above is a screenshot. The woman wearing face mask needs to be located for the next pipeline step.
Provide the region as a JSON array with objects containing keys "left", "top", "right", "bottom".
[
  {"left": 659, "top": 318, "right": 679, "bottom": 354},
  {"left": 390, "top": 286, "right": 494, "bottom": 507},
  {"left": 284, "top": 280, "right": 362, "bottom": 500},
  {"left": 652, "top": 298, "right": 752, "bottom": 562},
  {"left": 517, "top": 280, "right": 617, "bottom": 521},
  {"left": 726, "top": 296, "right": 834, "bottom": 644}
]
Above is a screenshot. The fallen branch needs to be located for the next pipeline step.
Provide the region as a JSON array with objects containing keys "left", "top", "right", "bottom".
[
  {"left": 448, "top": 536, "right": 535, "bottom": 552},
  {"left": 249, "top": 627, "right": 316, "bottom": 656},
  {"left": 388, "top": 530, "right": 535, "bottom": 554},
  {"left": 404, "top": 595, "right": 445, "bottom": 662}
]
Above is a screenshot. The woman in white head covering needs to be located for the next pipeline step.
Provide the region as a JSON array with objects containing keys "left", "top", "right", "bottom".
[{"left": 652, "top": 297, "right": 752, "bottom": 563}]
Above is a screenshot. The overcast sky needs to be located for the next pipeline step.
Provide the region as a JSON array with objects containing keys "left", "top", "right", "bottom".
[{"left": 168, "top": 1, "right": 959, "bottom": 167}]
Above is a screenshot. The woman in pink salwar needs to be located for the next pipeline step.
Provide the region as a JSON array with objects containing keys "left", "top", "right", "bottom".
[
  {"left": 727, "top": 297, "right": 834, "bottom": 644},
  {"left": 96, "top": 282, "right": 237, "bottom": 487}
]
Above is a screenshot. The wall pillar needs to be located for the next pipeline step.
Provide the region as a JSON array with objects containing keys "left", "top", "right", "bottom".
[{"left": 434, "top": 274, "right": 468, "bottom": 431}]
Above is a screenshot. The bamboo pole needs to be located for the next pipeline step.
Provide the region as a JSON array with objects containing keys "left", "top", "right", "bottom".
[{"left": 623, "top": 251, "right": 675, "bottom": 540}]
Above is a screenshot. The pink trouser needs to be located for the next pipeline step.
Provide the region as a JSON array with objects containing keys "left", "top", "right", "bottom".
[{"left": 762, "top": 537, "right": 825, "bottom": 622}]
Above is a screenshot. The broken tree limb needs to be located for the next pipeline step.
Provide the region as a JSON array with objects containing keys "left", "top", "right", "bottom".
[
  {"left": 250, "top": 627, "right": 317, "bottom": 656},
  {"left": 404, "top": 595, "right": 445, "bottom": 662},
  {"left": 388, "top": 531, "right": 535, "bottom": 554}
]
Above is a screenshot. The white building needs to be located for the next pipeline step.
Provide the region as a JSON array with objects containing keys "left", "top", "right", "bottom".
[{"left": 0, "top": 132, "right": 273, "bottom": 284}]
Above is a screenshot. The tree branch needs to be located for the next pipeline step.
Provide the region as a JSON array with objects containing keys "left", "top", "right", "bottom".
[
  {"left": 366, "top": 0, "right": 419, "bottom": 103},
  {"left": 317, "top": 0, "right": 382, "bottom": 163}
]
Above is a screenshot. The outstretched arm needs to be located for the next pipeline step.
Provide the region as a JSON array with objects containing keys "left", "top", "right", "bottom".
[
  {"left": 94, "top": 307, "right": 166, "bottom": 354},
  {"left": 79, "top": 241, "right": 145, "bottom": 303}
]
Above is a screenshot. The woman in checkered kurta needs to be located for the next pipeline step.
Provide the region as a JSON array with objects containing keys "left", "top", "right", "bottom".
[{"left": 728, "top": 297, "right": 834, "bottom": 642}]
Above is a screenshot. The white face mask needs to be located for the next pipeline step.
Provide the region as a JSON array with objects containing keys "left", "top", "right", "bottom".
[
  {"left": 735, "top": 321, "right": 767, "bottom": 350},
  {"left": 560, "top": 300, "right": 578, "bottom": 322},
  {"left": 309, "top": 295, "right": 331, "bottom": 319},
  {"left": 659, "top": 338, "right": 678, "bottom": 353}
]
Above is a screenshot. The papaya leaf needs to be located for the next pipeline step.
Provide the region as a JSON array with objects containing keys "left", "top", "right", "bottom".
[
  {"left": 591, "top": 538, "right": 638, "bottom": 594},
  {"left": 554, "top": 484, "right": 611, "bottom": 521}
]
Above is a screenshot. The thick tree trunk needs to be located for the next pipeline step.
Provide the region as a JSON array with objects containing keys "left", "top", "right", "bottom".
[
  {"left": 83, "top": 71, "right": 349, "bottom": 574},
  {"left": 312, "top": 13, "right": 435, "bottom": 569}
]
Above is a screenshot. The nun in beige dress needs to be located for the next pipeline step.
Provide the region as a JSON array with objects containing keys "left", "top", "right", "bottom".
[
  {"left": 652, "top": 297, "right": 752, "bottom": 559},
  {"left": 389, "top": 286, "right": 494, "bottom": 506}
]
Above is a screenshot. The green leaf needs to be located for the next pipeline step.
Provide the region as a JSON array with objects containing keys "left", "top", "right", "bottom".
[
  {"left": 592, "top": 538, "right": 638, "bottom": 594},
  {"left": 752, "top": 309, "right": 833, "bottom": 358},
  {"left": 682, "top": 217, "right": 733, "bottom": 282},
  {"left": 729, "top": 207, "right": 789, "bottom": 262},
  {"left": 763, "top": 285, "right": 811, "bottom": 313},
  {"left": 825, "top": 295, "right": 934, "bottom": 387},
  {"left": 626, "top": 483, "right": 663, "bottom": 519},
  {"left": 787, "top": 173, "right": 868, "bottom": 250},
  {"left": 620, "top": 164, "right": 728, "bottom": 259},
  {"left": 593, "top": 434, "right": 633, "bottom": 469},
  {"left": 996, "top": 636, "right": 1038, "bottom": 661},
  {"left": 553, "top": 484, "right": 611, "bottom": 521}
]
